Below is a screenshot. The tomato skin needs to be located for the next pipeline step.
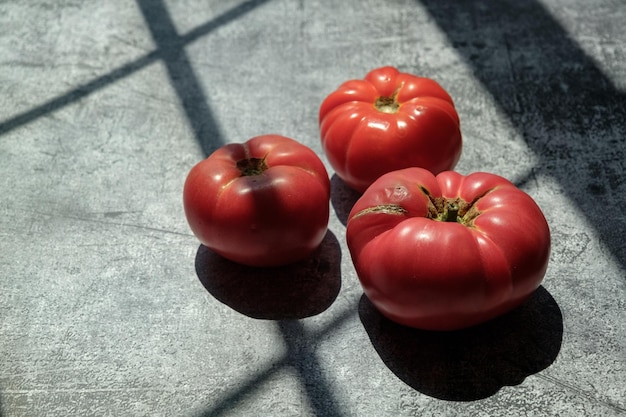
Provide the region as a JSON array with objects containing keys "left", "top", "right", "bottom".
[
  {"left": 346, "top": 167, "right": 551, "bottom": 331},
  {"left": 183, "top": 135, "right": 330, "bottom": 267},
  {"left": 319, "top": 66, "right": 462, "bottom": 193}
]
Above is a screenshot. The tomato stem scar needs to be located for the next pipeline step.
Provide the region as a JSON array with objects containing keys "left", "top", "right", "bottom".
[
  {"left": 442, "top": 202, "right": 459, "bottom": 222},
  {"left": 374, "top": 83, "right": 403, "bottom": 114},
  {"left": 420, "top": 185, "right": 480, "bottom": 226},
  {"left": 236, "top": 156, "right": 268, "bottom": 176}
]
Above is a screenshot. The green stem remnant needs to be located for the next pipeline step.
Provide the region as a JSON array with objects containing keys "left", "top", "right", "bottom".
[
  {"left": 374, "top": 96, "right": 399, "bottom": 114},
  {"left": 374, "top": 84, "right": 403, "bottom": 114},
  {"left": 442, "top": 201, "right": 459, "bottom": 223},
  {"left": 237, "top": 157, "right": 268, "bottom": 176},
  {"left": 420, "top": 186, "right": 485, "bottom": 227}
]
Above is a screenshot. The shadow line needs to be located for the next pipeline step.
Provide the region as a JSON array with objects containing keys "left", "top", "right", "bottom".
[
  {"left": 195, "top": 231, "right": 342, "bottom": 320},
  {"left": 0, "top": 0, "right": 272, "bottom": 155},
  {"left": 330, "top": 174, "right": 362, "bottom": 226},
  {"left": 193, "top": 305, "right": 357, "bottom": 417},
  {"left": 278, "top": 320, "right": 348, "bottom": 417},
  {"left": 417, "top": 0, "right": 626, "bottom": 268},
  {"left": 194, "top": 228, "right": 350, "bottom": 415},
  {"left": 0, "top": 52, "right": 157, "bottom": 137},
  {"left": 136, "top": 0, "right": 271, "bottom": 155},
  {"left": 137, "top": 0, "right": 224, "bottom": 155},
  {"left": 359, "top": 286, "right": 563, "bottom": 401},
  {"left": 193, "top": 359, "right": 285, "bottom": 417}
]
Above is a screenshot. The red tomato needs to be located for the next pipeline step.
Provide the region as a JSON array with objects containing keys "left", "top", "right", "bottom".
[
  {"left": 183, "top": 135, "right": 331, "bottom": 267},
  {"left": 319, "top": 66, "right": 462, "bottom": 193},
  {"left": 346, "top": 168, "right": 551, "bottom": 331}
]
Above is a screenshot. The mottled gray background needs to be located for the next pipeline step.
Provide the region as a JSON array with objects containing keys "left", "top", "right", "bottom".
[{"left": 1, "top": 0, "right": 625, "bottom": 416}]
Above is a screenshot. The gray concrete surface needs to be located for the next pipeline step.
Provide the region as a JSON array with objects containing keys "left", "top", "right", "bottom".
[{"left": 1, "top": 0, "right": 625, "bottom": 416}]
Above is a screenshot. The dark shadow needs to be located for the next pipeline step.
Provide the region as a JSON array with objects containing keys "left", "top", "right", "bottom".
[
  {"left": 195, "top": 231, "right": 342, "bottom": 319},
  {"left": 193, "top": 305, "right": 357, "bottom": 417},
  {"left": 137, "top": 0, "right": 231, "bottom": 155},
  {"left": 0, "top": 52, "right": 157, "bottom": 137},
  {"left": 277, "top": 320, "right": 348, "bottom": 417},
  {"left": 138, "top": 0, "right": 222, "bottom": 155},
  {"left": 330, "top": 174, "right": 362, "bottom": 226},
  {"left": 359, "top": 286, "right": 563, "bottom": 401},
  {"left": 0, "top": 0, "right": 271, "bottom": 150},
  {"left": 417, "top": 0, "right": 626, "bottom": 267}
]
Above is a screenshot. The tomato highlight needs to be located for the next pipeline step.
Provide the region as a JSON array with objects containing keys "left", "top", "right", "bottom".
[
  {"left": 319, "top": 66, "right": 463, "bottom": 193},
  {"left": 183, "top": 135, "right": 331, "bottom": 267},
  {"left": 346, "top": 167, "right": 551, "bottom": 331}
]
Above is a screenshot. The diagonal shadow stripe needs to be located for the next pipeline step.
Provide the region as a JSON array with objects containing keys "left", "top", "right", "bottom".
[
  {"left": 418, "top": 0, "right": 626, "bottom": 269},
  {"left": 136, "top": 0, "right": 223, "bottom": 155},
  {"left": 135, "top": 3, "right": 347, "bottom": 415},
  {"left": 193, "top": 306, "right": 356, "bottom": 417},
  {"left": 277, "top": 320, "right": 347, "bottom": 417},
  {"left": 136, "top": 0, "right": 271, "bottom": 155},
  {"left": 0, "top": 52, "right": 157, "bottom": 137},
  {"left": 0, "top": 0, "right": 271, "bottom": 155}
]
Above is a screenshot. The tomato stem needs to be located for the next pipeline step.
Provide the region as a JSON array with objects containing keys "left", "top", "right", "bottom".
[
  {"left": 374, "top": 84, "right": 403, "bottom": 114},
  {"left": 442, "top": 202, "right": 459, "bottom": 222},
  {"left": 374, "top": 96, "right": 399, "bottom": 114},
  {"left": 421, "top": 187, "right": 469, "bottom": 225},
  {"left": 237, "top": 156, "right": 268, "bottom": 176}
]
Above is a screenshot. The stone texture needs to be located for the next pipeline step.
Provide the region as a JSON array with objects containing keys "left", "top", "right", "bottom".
[{"left": 1, "top": 0, "right": 625, "bottom": 416}]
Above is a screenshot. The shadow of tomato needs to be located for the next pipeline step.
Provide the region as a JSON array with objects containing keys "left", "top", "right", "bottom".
[
  {"left": 195, "top": 230, "right": 342, "bottom": 320},
  {"left": 359, "top": 286, "right": 563, "bottom": 401},
  {"left": 330, "top": 174, "right": 361, "bottom": 226}
]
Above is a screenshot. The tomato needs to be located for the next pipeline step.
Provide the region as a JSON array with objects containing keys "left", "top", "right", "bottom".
[
  {"left": 319, "top": 66, "right": 462, "bottom": 193},
  {"left": 183, "top": 135, "right": 331, "bottom": 267},
  {"left": 346, "top": 168, "right": 551, "bottom": 331}
]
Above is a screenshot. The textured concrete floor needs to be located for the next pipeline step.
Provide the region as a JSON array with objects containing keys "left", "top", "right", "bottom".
[{"left": 1, "top": 0, "right": 625, "bottom": 416}]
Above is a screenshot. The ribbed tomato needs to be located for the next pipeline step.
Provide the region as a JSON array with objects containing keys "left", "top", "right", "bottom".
[
  {"left": 183, "top": 135, "right": 330, "bottom": 267},
  {"left": 346, "top": 167, "right": 551, "bottom": 330},
  {"left": 319, "top": 66, "right": 462, "bottom": 193}
]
